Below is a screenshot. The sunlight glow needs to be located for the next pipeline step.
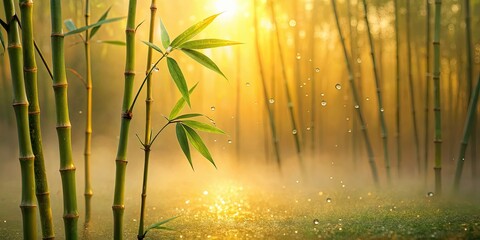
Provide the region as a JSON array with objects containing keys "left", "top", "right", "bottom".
[{"left": 215, "top": 0, "right": 238, "bottom": 19}]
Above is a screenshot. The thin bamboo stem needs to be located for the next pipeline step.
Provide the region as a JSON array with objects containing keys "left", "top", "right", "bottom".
[
  {"left": 83, "top": 0, "right": 93, "bottom": 225},
  {"left": 361, "top": 0, "right": 391, "bottom": 183},
  {"left": 20, "top": 0, "right": 55, "bottom": 239},
  {"left": 433, "top": 0, "right": 442, "bottom": 195},
  {"left": 137, "top": 0, "right": 156, "bottom": 239},
  {"left": 253, "top": 0, "right": 282, "bottom": 168},
  {"left": 331, "top": 0, "right": 379, "bottom": 186},
  {"left": 3, "top": 0, "right": 37, "bottom": 238},
  {"left": 424, "top": 0, "right": 431, "bottom": 184},
  {"left": 394, "top": 0, "right": 402, "bottom": 178},
  {"left": 406, "top": 0, "right": 421, "bottom": 175},
  {"left": 113, "top": 0, "right": 137, "bottom": 239},
  {"left": 454, "top": 74, "right": 480, "bottom": 191}
]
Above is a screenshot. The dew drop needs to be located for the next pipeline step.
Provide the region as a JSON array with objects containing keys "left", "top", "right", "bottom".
[
  {"left": 313, "top": 219, "right": 319, "bottom": 225},
  {"left": 292, "top": 129, "right": 298, "bottom": 135},
  {"left": 354, "top": 105, "right": 360, "bottom": 109},
  {"left": 306, "top": 127, "right": 311, "bottom": 131},
  {"left": 203, "top": 190, "right": 209, "bottom": 195},
  {"left": 78, "top": 111, "right": 83, "bottom": 114},
  {"left": 326, "top": 198, "right": 332, "bottom": 203},
  {"left": 228, "top": 140, "right": 233, "bottom": 144},
  {"left": 315, "top": 67, "right": 320, "bottom": 73},
  {"left": 153, "top": 67, "right": 159, "bottom": 72},
  {"left": 269, "top": 98, "right": 275, "bottom": 104},
  {"left": 427, "top": 192, "right": 434, "bottom": 197},
  {"left": 335, "top": 83, "right": 342, "bottom": 90},
  {"left": 356, "top": 57, "right": 362, "bottom": 63},
  {"left": 380, "top": 108, "right": 385, "bottom": 112},
  {"left": 289, "top": 19, "right": 297, "bottom": 27},
  {"left": 321, "top": 100, "right": 327, "bottom": 107},
  {"left": 296, "top": 53, "right": 301, "bottom": 60},
  {"left": 210, "top": 106, "right": 216, "bottom": 111},
  {"left": 246, "top": 82, "right": 251, "bottom": 87}
]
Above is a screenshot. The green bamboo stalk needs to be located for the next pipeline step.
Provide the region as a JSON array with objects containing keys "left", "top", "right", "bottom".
[
  {"left": 424, "top": 0, "right": 431, "bottom": 184},
  {"left": 3, "top": 0, "right": 37, "bottom": 238},
  {"left": 253, "top": 0, "right": 282, "bottom": 168},
  {"left": 137, "top": 0, "right": 156, "bottom": 239},
  {"left": 394, "top": 0, "right": 402, "bottom": 177},
  {"left": 269, "top": 0, "right": 305, "bottom": 172},
  {"left": 406, "top": 0, "right": 421, "bottom": 175},
  {"left": 361, "top": 0, "right": 390, "bottom": 184},
  {"left": 20, "top": 0, "right": 55, "bottom": 239},
  {"left": 113, "top": 0, "right": 137, "bottom": 239},
  {"left": 454, "top": 74, "right": 480, "bottom": 191},
  {"left": 432, "top": 0, "right": 442, "bottom": 195},
  {"left": 83, "top": 0, "right": 93, "bottom": 225},
  {"left": 309, "top": 0, "right": 318, "bottom": 157},
  {"left": 50, "top": 0, "right": 79, "bottom": 238},
  {"left": 331, "top": 0, "right": 379, "bottom": 186}
]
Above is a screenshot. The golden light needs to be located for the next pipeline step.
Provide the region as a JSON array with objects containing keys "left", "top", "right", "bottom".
[{"left": 214, "top": 0, "right": 238, "bottom": 19}]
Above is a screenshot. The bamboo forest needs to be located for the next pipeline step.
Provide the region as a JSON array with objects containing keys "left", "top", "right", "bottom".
[{"left": 1, "top": 0, "right": 479, "bottom": 239}]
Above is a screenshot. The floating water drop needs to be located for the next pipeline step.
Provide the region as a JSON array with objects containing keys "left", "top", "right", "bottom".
[
  {"left": 296, "top": 53, "right": 301, "bottom": 60},
  {"left": 335, "top": 83, "right": 342, "bottom": 90},
  {"left": 313, "top": 219, "right": 319, "bottom": 225},
  {"left": 427, "top": 192, "right": 434, "bottom": 197},
  {"left": 366, "top": 97, "right": 370, "bottom": 101},
  {"left": 228, "top": 140, "right": 233, "bottom": 144},
  {"left": 292, "top": 129, "right": 298, "bottom": 135},
  {"left": 245, "top": 82, "right": 251, "bottom": 87},
  {"left": 356, "top": 57, "right": 362, "bottom": 63},
  {"left": 380, "top": 108, "right": 385, "bottom": 112},
  {"left": 289, "top": 19, "right": 297, "bottom": 27},
  {"left": 315, "top": 67, "right": 320, "bottom": 73},
  {"left": 354, "top": 105, "right": 360, "bottom": 109},
  {"left": 269, "top": 98, "right": 275, "bottom": 104},
  {"left": 306, "top": 127, "right": 311, "bottom": 131},
  {"left": 326, "top": 198, "right": 332, "bottom": 203},
  {"left": 203, "top": 190, "right": 209, "bottom": 195},
  {"left": 78, "top": 110, "right": 83, "bottom": 114},
  {"left": 321, "top": 100, "right": 327, "bottom": 107},
  {"left": 210, "top": 106, "right": 216, "bottom": 111}
]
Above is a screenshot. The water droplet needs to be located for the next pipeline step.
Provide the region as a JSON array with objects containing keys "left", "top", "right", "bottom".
[
  {"left": 315, "top": 67, "right": 320, "bottom": 73},
  {"left": 203, "top": 190, "right": 209, "bottom": 195},
  {"left": 356, "top": 57, "right": 362, "bottom": 63},
  {"left": 133, "top": 219, "right": 137, "bottom": 222},
  {"left": 380, "top": 108, "right": 385, "bottom": 112},
  {"left": 427, "top": 192, "right": 434, "bottom": 197},
  {"left": 313, "top": 219, "right": 319, "bottom": 225},
  {"left": 306, "top": 127, "right": 311, "bottom": 131},
  {"left": 289, "top": 19, "right": 297, "bottom": 27},
  {"left": 78, "top": 111, "right": 83, "bottom": 114},
  {"left": 346, "top": 117, "right": 350, "bottom": 121},
  {"left": 296, "top": 53, "right": 301, "bottom": 60},
  {"left": 354, "top": 105, "right": 360, "bottom": 109},
  {"left": 326, "top": 198, "right": 332, "bottom": 203},
  {"left": 335, "top": 83, "right": 342, "bottom": 90},
  {"left": 210, "top": 106, "right": 216, "bottom": 111},
  {"left": 347, "top": 129, "right": 352, "bottom": 133},
  {"left": 228, "top": 140, "right": 233, "bottom": 144},
  {"left": 366, "top": 97, "right": 370, "bottom": 101},
  {"left": 269, "top": 98, "right": 275, "bottom": 104},
  {"left": 153, "top": 67, "right": 159, "bottom": 72},
  {"left": 321, "top": 100, "right": 327, "bottom": 107},
  {"left": 292, "top": 129, "right": 298, "bottom": 135},
  {"left": 246, "top": 82, "right": 251, "bottom": 87}
]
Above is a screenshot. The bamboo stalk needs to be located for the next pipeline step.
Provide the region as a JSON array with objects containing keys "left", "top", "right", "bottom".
[
  {"left": 424, "top": 0, "right": 431, "bottom": 184},
  {"left": 394, "top": 0, "right": 402, "bottom": 177},
  {"left": 253, "top": 0, "right": 282, "bottom": 168},
  {"left": 20, "top": 0, "right": 55, "bottom": 239},
  {"left": 3, "top": 0, "right": 37, "bottom": 238},
  {"left": 361, "top": 0, "right": 391, "bottom": 183},
  {"left": 137, "top": 0, "right": 156, "bottom": 239},
  {"left": 331, "top": 0, "right": 379, "bottom": 186},
  {"left": 50, "top": 0, "right": 79, "bottom": 238},
  {"left": 269, "top": 0, "right": 305, "bottom": 172},
  {"left": 454, "top": 74, "right": 480, "bottom": 191},
  {"left": 406, "top": 0, "right": 421, "bottom": 175},
  {"left": 432, "top": 0, "right": 442, "bottom": 195},
  {"left": 113, "top": 0, "right": 137, "bottom": 239},
  {"left": 83, "top": 0, "right": 93, "bottom": 225}
]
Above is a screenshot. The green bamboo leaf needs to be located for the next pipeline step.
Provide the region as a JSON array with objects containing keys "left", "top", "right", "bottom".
[
  {"left": 170, "top": 13, "right": 221, "bottom": 48},
  {"left": 65, "top": 17, "right": 124, "bottom": 36},
  {"left": 180, "top": 39, "right": 241, "bottom": 49},
  {"left": 183, "top": 125, "right": 216, "bottom": 168},
  {"left": 182, "top": 49, "right": 226, "bottom": 79},
  {"left": 168, "top": 83, "right": 199, "bottom": 119},
  {"left": 64, "top": 19, "right": 77, "bottom": 32},
  {"left": 142, "top": 41, "right": 163, "bottom": 54},
  {"left": 90, "top": 7, "right": 112, "bottom": 39},
  {"left": 181, "top": 120, "right": 225, "bottom": 134},
  {"left": 176, "top": 123, "right": 193, "bottom": 170},
  {"left": 144, "top": 216, "right": 179, "bottom": 235},
  {"left": 167, "top": 57, "right": 190, "bottom": 106},
  {"left": 96, "top": 40, "right": 126, "bottom": 46},
  {"left": 171, "top": 113, "right": 203, "bottom": 121},
  {"left": 160, "top": 19, "right": 170, "bottom": 49}
]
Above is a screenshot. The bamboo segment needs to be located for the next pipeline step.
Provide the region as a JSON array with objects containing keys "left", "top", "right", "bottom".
[
  {"left": 331, "top": 0, "right": 379, "bottom": 186},
  {"left": 138, "top": 0, "right": 157, "bottom": 239},
  {"left": 424, "top": 0, "right": 432, "bottom": 184},
  {"left": 113, "top": 0, "right": 137, "bottom": 239},
  {"left": 394, "top": 0, "right": 402, "bottom": 177},
  {"left": 432, "top": 0, "right": 442, "bottom": 195},
  {"left": 3, "top": 0, "right": 37, "bottom": 238},
  {"left": 361, "top": 0, "right": 391, "bottom": 183},
  {"left": 20, "top": 0, "right": 55, "bottom": 238},
  {"left": 454, "top": 74, "right": 480, "bottom": 190}
]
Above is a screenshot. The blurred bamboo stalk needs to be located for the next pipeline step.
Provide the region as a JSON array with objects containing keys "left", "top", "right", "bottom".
[
  {"left": 424, "top": 0, "right": 431, "bottom": 184},
  {"left": 20, "top": 0, "right": 55, "bottom": 238},
  {"left": 361, "top": 0, "right": 391, "bottom": 183},
  {"left": 3, "top": 0, "right": 37, "bottom": 238},
  {"left": 331, "top": 0, "right": 379, "bottom": 186},
  {"left": 394, "top": 0, "right": 402, "bottom": 178}
]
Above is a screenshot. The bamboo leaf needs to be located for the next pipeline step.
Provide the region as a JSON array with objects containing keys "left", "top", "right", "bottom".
[
  {"left": 183, "top": 125, "right": 216, "bottom": 168},
  {"left": 181, "top": 120, "right": 225, "bottom": 134},
  {"left": 64, "top": 19, "right": 77, "bottom": 32},
  {"left": 180, "top": 39, "right": 241, "bottom": 49},
  {"left": 176, "top": 123, "right": 193, "bottom": 170},
  {"left": 168, "top": 83, "right": 199, "bottom": 119},
  {"left": 167, "top": 57, "right": 190, "bottom": 106},
  {"left": 64, "top": 17, "right": 124, "bottom": 36},
  {"left": 135, "top": 20, "right": 145, "bottom": 32},
  {"left": 171, "top": 113, "right": 203, "bottom": 121},
  {"left": 90, "top": 7, "right": 112, "bottom": 39},
  {"left": 143, "top": 216, "right": 179, "bottom": 236},
  {"left": 96, "top": 40, "right": 126, "bottom": 46},
  {"left": 160, "top": 19, "right": 170, "bottom": 49},
  {"left": 182, "top": 49, "right": 226, "bottom": 79},
  {"left": 142, "top": 41, "right": 163, "bottom": 54},
  {"left": 170, "top": 13, "right": 221, "bottom": 48}
]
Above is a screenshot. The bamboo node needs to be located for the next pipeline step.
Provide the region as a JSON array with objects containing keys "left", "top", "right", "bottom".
[
  {"left": 12, "top": 102, "right": 28, "bottom": 107},
  {"left": 63, "top": 213, "right": 79, "bottom": 219},
  {"left": 126, "top": 28, "right": 135, "bottom": 34},
  {"left": 19, "top": 155, "right": 35, "bottom": 162},
  {"left": 124, "top": 71, "right": 135, "bottom": 76},
  {"left": 116, "top": 159, "right": 128, "bottom": 164},
  {"left": 36, "top": 191, "right": 50, "bottom": 197},
  {"left": 433, "top": 139, "right": 442, "bottom": 143},
  {"left": 19, "top": 204, "right": 37, "bottom": 209},
  {"left": 122, "top": 111, "right": 133, "bottom": 119},
  {"left": 56, "top": 123, "right": 72, "bottom": 129},
  {"left": 112, "top": 204, "right": 125, "bottom": 210},
  {"left": 53, "top": 82, "right": 68, "bottom": 88},
  {"left": 20, "top": 1, "right": 33, "bottom": 8},
  {"left": 50, "top": 33, "right": 64, "bottom": 38},
  {"left": 8, "top": 43, "right": 22, "bottom": 49},
  {"left": 59, "top": 166, "right": 77, "bottom": 172},
  {"left": 23, "top": 66, "right": 37, "bottom": 72}
]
